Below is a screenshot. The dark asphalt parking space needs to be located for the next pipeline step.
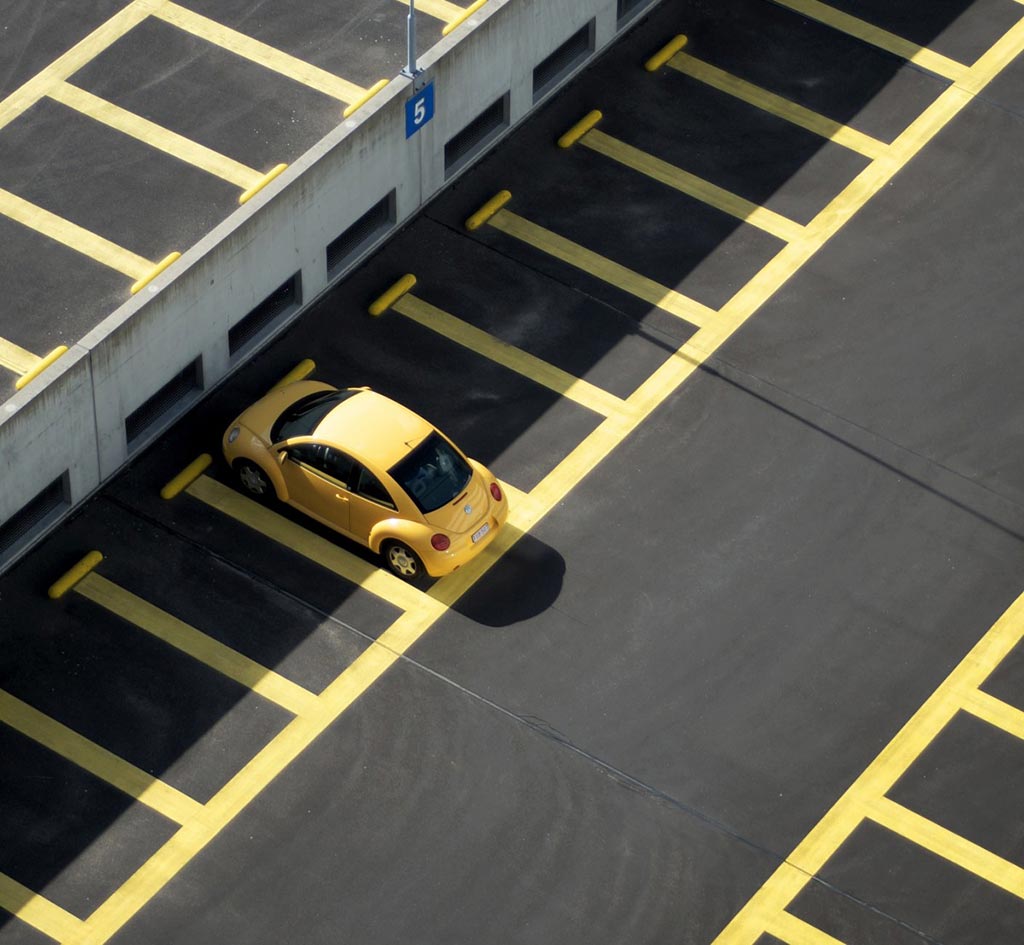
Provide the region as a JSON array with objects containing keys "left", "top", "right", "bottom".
[
  {"left": 2, "top": 534, "right": 292, "bottom": 803},
  {"left": 71, "top": 16, "right": 343, "bottom": 172},
  {"left": 825, "top": 0, "right": 1022, "bottom": 63},
  {"left": 676, "top": 0, "right": 950, "bottom": 142},
  {"left": 0, "top": 1, "right": 128, "bottom": 98},
  {"left": 0, "top": 214, "right": 125, "bottom": 370},
  {"left": 103, "top": 655, "right": 781, "bottom": 945},
  {"left": 75, "top": 502, "right": 375, "bottom": 695},
  {"left": 811, "top": 820, "right": 1024, "bottom": 944},
  {"left": 362, "top": 220, "right": 686, "bottom": 399},
  {"left": 0, "top": 726, "right": 176, "bottom": 919},
  {"left": 888, "top": 711, "right": 1024, "bottom": 868}
]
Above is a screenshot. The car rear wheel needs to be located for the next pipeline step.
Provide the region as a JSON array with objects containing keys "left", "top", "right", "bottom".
[
  {"left": 382, "top": 540, "right": 423, "bottom": 581},
  {"left": 236, "top": 460, "right": 271, "bottom": 498}
]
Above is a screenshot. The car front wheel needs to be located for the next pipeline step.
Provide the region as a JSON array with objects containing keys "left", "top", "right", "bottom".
[
  {"left": 382, "top": 540, "right": 423, "bottom": 581},
  {"left": 236, "top": 460, "right": 271, "bottom": 498}
]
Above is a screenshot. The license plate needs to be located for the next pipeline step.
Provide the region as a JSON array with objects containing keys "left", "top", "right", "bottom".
[{"left": 472, "top": 522, "right": 490, "bottom": 543}]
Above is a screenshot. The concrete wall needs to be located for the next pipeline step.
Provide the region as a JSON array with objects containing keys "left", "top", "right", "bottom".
[{"left": 0, "top": 0, "right": 662, "bottom": 567}]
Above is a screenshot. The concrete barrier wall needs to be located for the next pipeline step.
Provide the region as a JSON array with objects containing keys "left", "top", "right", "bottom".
[{"left": 0, "top": 0, "right": 662, "bottom": 566}]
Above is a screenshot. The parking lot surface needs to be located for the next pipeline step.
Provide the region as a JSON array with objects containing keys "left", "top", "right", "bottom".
[{"left": 3, "top": 1, "right": 1024, "bottom": 943}]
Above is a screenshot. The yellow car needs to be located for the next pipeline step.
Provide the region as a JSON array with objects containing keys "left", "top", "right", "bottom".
[{"left": 222, "top": 381, "right": 509, "bottom": 580}]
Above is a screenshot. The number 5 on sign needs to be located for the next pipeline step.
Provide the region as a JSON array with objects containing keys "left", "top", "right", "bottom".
[{"left": 406, "top": 82, "right": 435, "bottom": 138}]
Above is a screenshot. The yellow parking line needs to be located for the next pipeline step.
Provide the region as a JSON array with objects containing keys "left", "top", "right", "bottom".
[
  {"left": 0, "top": 338, "right": 40, "bottom": 375},
  {"left": 959, "top": 687, "right": 1024, "bottom": 741},
  {"left": 488, "top": 209, "right": 717, "bottom": 328},
  {"left": 771, "top": 0, "right": 967, "bottom": 80},
  {"left": 581, "top": 129, "right": 804, "bottom": 242},
  {"left": 764, "top": 910, "right": 848, "bottom": 945},
  {"left": 155, "top": 2, "right": 366, "bottom": 103},
  {"left": 0, "top": 0, "right": 164, "bottom": 133},
  {"left": 0, "top": 187, "right": 152, "bottom": 279},
  {"left": 865, "top": 795, "right": 1024, "bottom": 897},
  {"left": 49, "top": 83, "right": 262, "bottom": 191},
  {"left": 76, "top": 572, "right": 318, "bottom": 718},
  {"left": 393, "top": 0, "right": 466, "bottom": 23},
  {"left": 0, "top": 688, "right": 202, "bottom": 824},
  {"left": 667, "top": 52, "right": 889, "bottom": 159},
  {"left": 186, "top": 474, "right": 438, "bottom": 616},
  {"left": 0, "top": 873, "right": 85, "bottom": 943},
  {"left": 393, "top": 294, "right": 631, "bottom": 419}
]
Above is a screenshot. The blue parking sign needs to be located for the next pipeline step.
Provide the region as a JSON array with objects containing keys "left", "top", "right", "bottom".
[{"left": 406, "top": 82, "right": 435, "bottom": 138}]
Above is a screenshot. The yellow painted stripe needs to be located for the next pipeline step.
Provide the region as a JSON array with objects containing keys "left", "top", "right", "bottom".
[
  {"left": 488, "top": 209, "right": 717, "bottom": 328},
  {"left": 0, "top": 688, "right": 201, "bottom": 824},
  {"left": 582, "top": 129, "right": 803, "bottom": 242},
  {"left": 0, "top": 338, "right": 40, "bottom": 374},
  {"left": 0, "top": 872, "right": 85, "bottom": 943},
  {"left": 394, "top": 294, "right": 631, "bottom": 419},
  {"left": 771, "top": 0, "right": 967, "bottom": 80},
  {"left": 49, "top": 83, "right": 262, "bottom": 189},
  {"left": 393, "top": 0, "right": 466, "bottom": 22},
  {"left": 866, "top": 795, "right": 1024, "bottom": 897},
  {"left": 958, "top": 687, "right": 1024, "bottom": 741},
  {"left": 0, "top": 187, "right": 152, "bottom": 278},
  {"left": 77, "top": 573, "right": 319, "bottom": 718},
  {"left": 186, "top": 474, "right": 437, "bottom": 616},
  {"left": 765, "top": 910, "right": 849, "bottom": 945},
  {"left": 668, "top": 52, "right": 888, "bottom": 159},
  {"left": 0, "top": 0, "right": 164, "bottom": 133},
  {"left": 156, "top": 2, "right": 366, "bottom": 103}
]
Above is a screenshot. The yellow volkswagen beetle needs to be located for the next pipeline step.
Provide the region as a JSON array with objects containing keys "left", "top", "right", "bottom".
[{"left": 222, "top": 381, "right": 509, "bottom": 580}]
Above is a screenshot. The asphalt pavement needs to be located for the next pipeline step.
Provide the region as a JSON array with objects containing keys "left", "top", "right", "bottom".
[{"left": 2, "top": 1, "right": 1024, "bottom": 943}]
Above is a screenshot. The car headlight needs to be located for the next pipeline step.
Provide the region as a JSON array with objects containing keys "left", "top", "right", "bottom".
[{"left": 227, "top": 426, "right": 240, "bottom": 444}]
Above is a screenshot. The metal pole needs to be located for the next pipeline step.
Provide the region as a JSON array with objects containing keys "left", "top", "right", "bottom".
[{"left": 403, "top": 0, "right": 418, "bottom": 77}]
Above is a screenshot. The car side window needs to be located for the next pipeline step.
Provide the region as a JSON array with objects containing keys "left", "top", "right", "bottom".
[
  {"left": 320, "top": 447, "right": 355, "bottom": 486},
  {"left": 355, "top": 465, "right": 396, "bottom": 509},
  {"left": 288, "top": 444, "right": 354, "bottom": 487},
  {"left": 287, "top": 443, "right": 325, "bottom": 469}
]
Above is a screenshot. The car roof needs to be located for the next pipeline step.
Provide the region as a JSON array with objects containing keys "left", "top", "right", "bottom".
[{"left": 316, "top": 389, "right": 434, "bottom": 470}]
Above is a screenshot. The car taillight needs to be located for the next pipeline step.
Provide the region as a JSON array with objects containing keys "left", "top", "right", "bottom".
[
  {"left": 489, "top": 483, "right": 502, "bottom": 502},
  {"left": 431, "top": 534, "right": 451, "bottom": 551}
]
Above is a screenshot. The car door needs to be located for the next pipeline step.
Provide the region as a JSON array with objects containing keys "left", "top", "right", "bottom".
[
  {"left": 280, "top": 443, "right": 353, "bottom": 535},
  {"left": 347, "top": 463, "right": 400, "bottom": 543}
]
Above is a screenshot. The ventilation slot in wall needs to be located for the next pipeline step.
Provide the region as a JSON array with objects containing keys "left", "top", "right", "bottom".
[
  {"left": 125, "top": 358, "right": 203, "bottom": 449},
  {"left": 0, "top": 473, "right": 68, "bottom": 560},
  {"left": 533, "top": 22, "right": 595, "bottom": 102},
  {"left": 617, "top": 0, "right": 650, "bottom": 23},
  {"left": 229, "top": 274, "right": 302, "bottom": 359},
  {"left": 445, "top": 94, "right": 509, "bottom": 178},
  {"left": 327, "top": 192, "right": 397, "bottom": 279}
]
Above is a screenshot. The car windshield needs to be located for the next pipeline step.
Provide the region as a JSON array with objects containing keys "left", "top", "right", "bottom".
[
  {"left": 271, "top": 389, "right": 359, "bottom": 442},
  {"left": 389, "top": 431, "right": 472, "bottom": 513}
]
